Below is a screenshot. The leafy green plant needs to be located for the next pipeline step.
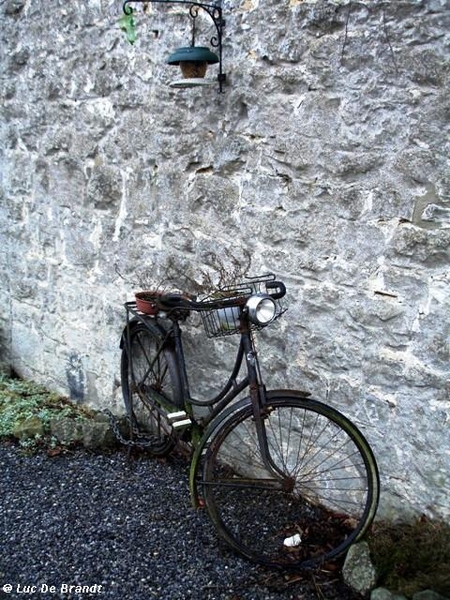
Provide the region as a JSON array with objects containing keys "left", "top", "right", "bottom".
[
  {"left": 119, "top": 11, "right": 136, "bottom": 44},
  {"left": 368, "top": 516, "right": 450, "bottom": 597},
  {"left": 0, "top": 373, "right": 94, "bottom": 446}
]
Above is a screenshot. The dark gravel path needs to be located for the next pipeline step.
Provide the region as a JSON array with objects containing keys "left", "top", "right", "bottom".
[{"left": 0, "top": 444, "right": 361, "bottom": 600}]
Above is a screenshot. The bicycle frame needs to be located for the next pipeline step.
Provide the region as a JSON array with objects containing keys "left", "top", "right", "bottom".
[
  {"left": 123, "top": 302, "right": 256, "bottom": 425},
  {"left": 123, "top": 302, "right": 294, "bottom": 495}
]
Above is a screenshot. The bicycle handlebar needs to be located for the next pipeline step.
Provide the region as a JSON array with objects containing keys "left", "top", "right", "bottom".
[
  {"left": 156, "top": 293, "right": 243, "bottom": 312},
  {"left": 266, "top": 281, "right": 286, "bottom": 300},
  {"left": 155, "top": 277, "right": 286, "bottom": 313}
]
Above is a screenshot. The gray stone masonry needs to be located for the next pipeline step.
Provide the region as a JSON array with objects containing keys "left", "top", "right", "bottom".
[
  {"left": 1, "top": 0, "right": 449, "bottom": 522},
  {"left": 342, "top": 541, "right": 378, "bottom": 595}
]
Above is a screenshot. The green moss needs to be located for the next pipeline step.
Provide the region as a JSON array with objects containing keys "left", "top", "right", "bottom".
[
  {"left": 0, "top": 373, "right": 95, "bottom": 448},
  {"left": 368, "top": 517, "right": 450, "bottom": 597}
]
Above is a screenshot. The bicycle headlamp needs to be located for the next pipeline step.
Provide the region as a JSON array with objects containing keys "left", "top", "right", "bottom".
[{"left": 246, "top": 293, "right": 276, "bottom": 326}]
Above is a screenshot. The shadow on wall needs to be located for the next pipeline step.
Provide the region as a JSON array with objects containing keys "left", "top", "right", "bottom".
[
  {"left": 66, "top": 352, "right": 86, "bottom": 402},
  {"left": 0, "top": 327, "right": 10, "bottom": 374}
]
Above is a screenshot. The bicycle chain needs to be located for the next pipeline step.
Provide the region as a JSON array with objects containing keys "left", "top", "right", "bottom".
[{"left": 104, "top": 409, "right": 163, "bottom": 449}]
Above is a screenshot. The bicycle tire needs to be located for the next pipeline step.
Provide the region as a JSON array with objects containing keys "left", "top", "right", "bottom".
[
  {"left": 201, "top": 395, "right": 379, "bottom": 568},
  {"left": 120, "top": 321, "right": 182, "bottom": 456}
]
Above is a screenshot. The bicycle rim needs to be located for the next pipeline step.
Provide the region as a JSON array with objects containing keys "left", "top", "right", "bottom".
[
  {"left": 121, "top": 323, "right": 182, "bottom": 456},
  {"left": 201, "top": 396, "right": 379, "bottom": 568}
]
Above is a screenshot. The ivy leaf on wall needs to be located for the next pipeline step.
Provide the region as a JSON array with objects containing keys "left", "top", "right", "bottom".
[{"left": 119, "top": 12, "right": 136, "bottom": 44}]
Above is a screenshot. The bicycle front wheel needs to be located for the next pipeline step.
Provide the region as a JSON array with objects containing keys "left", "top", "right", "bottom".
[
  {"left": 201, "top": 395, "right": 379, "bottom": 568},
  {"left": 121, "top": 322, "right": 182, "bottom": 456}
]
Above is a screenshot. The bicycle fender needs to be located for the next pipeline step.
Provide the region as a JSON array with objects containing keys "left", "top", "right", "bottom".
[
  {"left": 119, "top": 318, "right": 174, "bottom": 350},
  {"left": 189, "top": 388, "right": 312, "bottom": 508},
  {"left": 119, "top": 319, "right": 138, "bottom": 349}
]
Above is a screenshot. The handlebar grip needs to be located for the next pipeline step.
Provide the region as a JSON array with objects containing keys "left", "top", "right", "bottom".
[
  {"left": 158, "top": 293, "right": 194, "bottom": 310},
  {"left": 266, "top": 281, "right": 286, "bottom": 300}
]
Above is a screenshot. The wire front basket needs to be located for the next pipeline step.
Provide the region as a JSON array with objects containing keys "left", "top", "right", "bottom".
[{"left": 199, "top": 274, "right": 285, "bottom": 338}]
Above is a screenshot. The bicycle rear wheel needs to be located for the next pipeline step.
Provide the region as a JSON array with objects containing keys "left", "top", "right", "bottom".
[
  {"left": 201, "top": 395, "right": 379, "bottom": 568},
  {"left": 121, "top": 321, "right": 182, "bottom": 456}
]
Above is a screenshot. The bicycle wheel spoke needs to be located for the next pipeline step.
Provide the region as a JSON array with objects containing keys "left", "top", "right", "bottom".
[
  {"left": 134, "top": 333, "right": 157, "bottom": 383},
  {"left": 292, "top": 407, "right": 309, "bottom": 475},
  {"left": 298, "top": 452, "right": 367, "bottom": 487},
  {"left": 216, "top": 420, "right": 268, "bottom": 473},
  {"left": 265, "top": 408, "right": 291, "bottom": 472},
  {"left": 135, "top": 332, "right": 169, "bottom": 391},
  {"left": 292, "top": 414, "right": 338, "bottom": 473}
]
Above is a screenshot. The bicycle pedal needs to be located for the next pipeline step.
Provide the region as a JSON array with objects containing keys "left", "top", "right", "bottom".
[
  {"left": 167, "top": 411, "right": 192, "bottom": 430},
  {"left": 172, "top": 419, "right": 192, "bottom": 430}
]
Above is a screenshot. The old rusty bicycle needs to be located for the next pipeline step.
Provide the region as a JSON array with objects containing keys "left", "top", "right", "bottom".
[{"left": 118, "top": 273, "right": 379, "bottom": 568}]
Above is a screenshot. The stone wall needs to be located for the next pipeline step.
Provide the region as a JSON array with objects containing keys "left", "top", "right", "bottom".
[{"left": 1, "top": 0, "right": 449, "bottom": 521}]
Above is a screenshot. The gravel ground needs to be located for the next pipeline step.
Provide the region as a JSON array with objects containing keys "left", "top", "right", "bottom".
[{"left": 0, "top": 444, "right": 362, "bottom": 600}]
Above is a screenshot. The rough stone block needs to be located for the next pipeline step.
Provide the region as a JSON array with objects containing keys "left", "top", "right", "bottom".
[
  {"left": 371, "top": 589, "right": 408, "bottom": 600},
  {"left": 13, "top": 416, "right": 45, "bottom": 439},
  {"left": 50, "top": 417, "right": 84, "bottom": 445},
  {"left": 343, "top": 541, "right": 378, "bottom": 596},
  {"left": 81, "top": 421, "right": 117, "bottom": 450}
]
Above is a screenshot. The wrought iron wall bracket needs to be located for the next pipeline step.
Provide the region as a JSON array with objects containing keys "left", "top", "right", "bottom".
[{"left": 123, "top": 0, "right": 226, "bottom": 92}]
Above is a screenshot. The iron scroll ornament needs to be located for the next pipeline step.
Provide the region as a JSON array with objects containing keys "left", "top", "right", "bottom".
[{"left": 122, "top": 0, "right": 226, "bottom": 92}]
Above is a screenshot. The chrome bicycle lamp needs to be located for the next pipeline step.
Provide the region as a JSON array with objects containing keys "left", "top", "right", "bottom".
[{"left": 246, "top": 294, "right": 276, "bottom": 326}]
